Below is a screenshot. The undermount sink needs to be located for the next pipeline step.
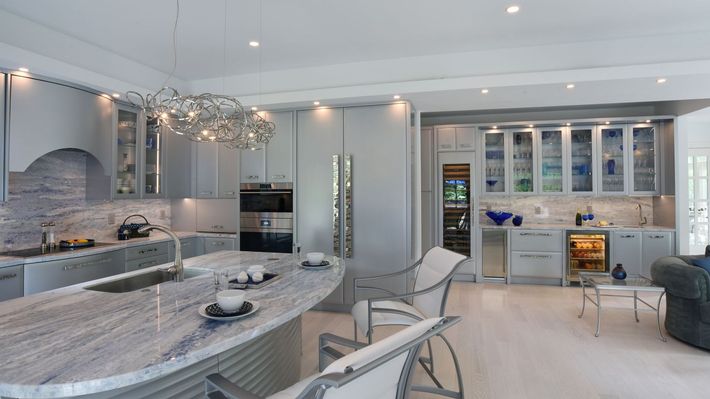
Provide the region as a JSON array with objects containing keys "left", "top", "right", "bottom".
[{"left": 84, "top": 268, "right": 209, "bottom": 293}]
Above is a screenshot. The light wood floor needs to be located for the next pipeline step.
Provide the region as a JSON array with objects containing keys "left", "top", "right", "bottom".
[{"left": 301, "top": 282, "right": 710, "bottom": 399}]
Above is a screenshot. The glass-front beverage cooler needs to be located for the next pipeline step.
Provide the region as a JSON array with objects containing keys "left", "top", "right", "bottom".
[
  {"left": 442, "top": 163, "right": 471, "bottom": 256},
  {"left": 566, "top": 231, "right": 610, "bottom": 283}
]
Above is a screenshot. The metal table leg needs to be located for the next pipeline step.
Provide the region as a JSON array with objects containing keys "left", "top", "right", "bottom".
[
  {"left": 633, "top": 290, "right": 640, "bottom": 322},
  {"left": 656, "top": 292, "right": 667, "bottom": 342},
  {"left": 578, "top": 278, "right": 587, "bottom": 318},
  {"left": 594, "top": 287, "right": 601, "bottom": 337}
]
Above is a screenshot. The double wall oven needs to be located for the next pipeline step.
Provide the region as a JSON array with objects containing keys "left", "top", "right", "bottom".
[{"left": 240, "top": 183, "right": 293, "bottom": 253}]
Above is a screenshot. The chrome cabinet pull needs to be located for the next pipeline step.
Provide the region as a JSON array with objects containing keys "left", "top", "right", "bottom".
[
  {"left": 139, "top": 248, "right": 158, "bottom": 254},
  {"left": 63, "top": 257, "right": 111, "bottom": 271},
  {"left": 440, "top": 144, "right": 452, "bottom": 149},
  {"left": 619, "top": 234, "right": 637, "bottom": 238},
  {"left": 520, "top": 232, "right": 552, "bottom": 237},
  {"left": 519, "top": 254, "right": 552, "bottom": 259},
  {"left": 332, "top": 155, "right": 341, "bottom": 256},
  {"left": 212, "top": 241, "right": 225, "bottom": 246},
  {"left": 211, "top": 225, "right": 224, "bottom": 229},
  {"left": 0, "top": 273, "right": 18, "bottom": 281},
  {"left": 271, "top": 174, "right": 286, "bottom": 180},
  {"left": 344, "top": 154, "right": 353, "bottom": 258},
  {"left": 648, "top": 235, "right": 666, "bottom": 239},
  {"left": 224, "top": 191, "right": 235, "bottom": 196},
  {"left": 248, "top": 175, "right": 260, "bottom": 180},
  {"left": 199, "top": 191, "right": 213, "bottom": 196}
]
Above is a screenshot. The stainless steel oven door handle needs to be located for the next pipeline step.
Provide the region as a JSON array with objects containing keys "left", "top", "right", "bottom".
[
  {"left": 332, "top": 155, "right": 340, "bottom": 256},
  {"left": 239, "top": 191, "right": 293, "bottom": 195},
  {"left": 344, "top": 154, "right": 352, "bottom": 258}
]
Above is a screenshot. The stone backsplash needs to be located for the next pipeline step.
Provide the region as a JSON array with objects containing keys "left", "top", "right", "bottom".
[
  {"left": 479, "top": 195, "right": 654, "bottom": 226},
  {"left": 0, "top": 150, "right": 170, "bottom": 251}
]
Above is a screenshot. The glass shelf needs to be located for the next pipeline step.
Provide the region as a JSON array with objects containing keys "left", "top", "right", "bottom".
[
  {"left": 116, "top": 109, "right": 139, "bottom": 196},
  {"left": 484, "top": 132, "right": 506, "bottom": 193}
]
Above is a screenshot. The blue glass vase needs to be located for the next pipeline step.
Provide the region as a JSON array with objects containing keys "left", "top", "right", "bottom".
[
  {"left": 611, "top": 264, "right": 627, "bottom": 280},
  {"left": 512, "top": 215, "right": 523, "bottom": 226}
]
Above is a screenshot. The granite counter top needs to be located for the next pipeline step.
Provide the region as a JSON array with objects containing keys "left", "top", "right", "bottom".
[
  {"left": 0, "top": 231, "right": 238, "bottom": 267},
  {"left": 0, "top": 251, "right": 344, "bottom": 398},
  {"left": 478, "top": 223, "right": 675, "bottom": 232}
]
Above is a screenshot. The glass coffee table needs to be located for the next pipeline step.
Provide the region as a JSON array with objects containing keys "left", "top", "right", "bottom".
[{"left": 578, "top": 272, "right": 666, "bottom": 341}]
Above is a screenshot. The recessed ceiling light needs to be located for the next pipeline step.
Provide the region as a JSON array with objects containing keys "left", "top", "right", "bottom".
[
  {"left": 249, "top": 41, "right": 260, "bottom": 47},
  {"left": 605, "top": 121, "right": 610, "bottom": 125},
  {"left": 481, "top": 89, "right": 489, "bottom": 94},
  {"left": 492, "top": 125, "right": 498, "bottom": 129},
  {"left": 656, "top": 78, "right": 667, "bottom": 84},
  {"left": 251, "top": 106, "right": 258, "bottom": 111},
  {"left": 566, "top": 83, "right": 575, "bottom": 89},
  {"left": 101, "top": 93, "right": 111, "bottom": 99},
  {"left": 645, "top": 119, "right": 651, "bottom": 123},
  {"left": 393, "top": 95, "right": 401, "bottom": 100},
  {"left": 313, "top": 101, "right": 320, "bottom": 105},
  {"left": 566, "top": 123, "right": 571, "bottom": 126},
  {"left": 18, "top": 67, "right": 29, "bottom": 72},
  {"left": 506, "top": 5, "right": 520, "bottom": 14},
  {"left": 528, "top": 124, "right": 534, "bottom": 128},
  {"left": 112, "top": 93, "right": 120, "bottom": 98}
]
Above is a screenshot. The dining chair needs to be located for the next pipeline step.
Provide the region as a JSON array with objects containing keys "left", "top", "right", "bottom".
[{"left": 205, "top": 316, "right": 461, "bottom": 399}]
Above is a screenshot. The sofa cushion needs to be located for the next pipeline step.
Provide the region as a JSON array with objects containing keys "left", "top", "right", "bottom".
[
  {"left": 692, "top": 257, "right": 710, "bottom": 274},
  {"left": 651, "top": 257, "right": 710, "bottom": 300}
]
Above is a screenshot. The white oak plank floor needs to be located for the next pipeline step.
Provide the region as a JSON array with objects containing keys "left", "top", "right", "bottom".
[{"left": 301, "top": 282, "right": 710, "bottom": 399}]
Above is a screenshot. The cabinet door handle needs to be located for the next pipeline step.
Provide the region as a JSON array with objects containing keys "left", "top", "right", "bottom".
[
  {"left": 271, "top": 174, "right": 286, "bottom": 180},
  {"left": 440, "top": 144, "right": 452, "bottom": 149},
  {"left": 212, "top": 241, "right": 225, "bottom": 246},
  {"left": 63, "top": 257, "right": 112, "bottom": 271},
  {"left": 519, "top": 254, "right": 552, "bottom": 259},
  {"left": 520, "top": 232, "right": 552, "bottom": 237},
  {"left": 138, "top": 248, "right": 158, "bottom": 254},
  {"left": 619, "top": 234, "right": 637, "bottom": 238},
  {"left": 248, "top": 175, "right": 260, "bottom": 180},
  {"left": 200, "top": 191, "right": 213, "bottom": 195},
  {"left": 459, "top": 143, "right": 472, "bottom": 148},
  {"left": 648, "top": 235, "right": 666, "bottom": 239},
  {"left": 0, "top": 273, "right": 18, "bottom": 281},
  {"left": 139, "top": 260, "right": 159, "bottom": 268},
  {"left": 224, "top": 191, "right": 235, "bottom": 196},
  {"left": 211, "top": 225, "right": 224, "bottom": 229}
]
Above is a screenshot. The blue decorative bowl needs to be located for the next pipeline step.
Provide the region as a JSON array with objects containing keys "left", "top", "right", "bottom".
[
  {"left": 512, "top": 215, "right": 523, "bottom": 226},
  {"left": 486, "top": 211, "right": 513, "bottom": 225}
]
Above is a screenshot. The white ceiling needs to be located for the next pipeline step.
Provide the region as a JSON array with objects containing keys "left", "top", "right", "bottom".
[{"left": 2, "top": 0, "right": 710, "bottom": 80}]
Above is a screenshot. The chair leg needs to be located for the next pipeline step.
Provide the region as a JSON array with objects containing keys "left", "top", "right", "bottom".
[
  {"left": 426, "top": 338, "right": 435, "bottom": 374},
  {"left": 411, "top": 333, "right": 464, "bottom": 399},
  {"left": 353, "top": 320, "right": 358, "bottom": 342}
]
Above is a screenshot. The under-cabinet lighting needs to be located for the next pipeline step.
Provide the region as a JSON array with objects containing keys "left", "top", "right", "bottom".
[
  {"left": 112, "top": 93, "right": 120, "bottom": 98},
  {"left": 566, "top": 123, "right": 571, "bottom": 126},
  {"left": 605, "top": 121, "right": 610, "bottom": 125},
  {"left": 656, "top": 78, "right": 667, "bottom": 84},
  {"left": 251, "top": 106, "right": 258, "bottom": 111},
  {"left": 249, "top": 41, "right": 260, "bottom": 47},
  {"left": 481, "top": 89, "right": 489, "bottom": 94},
  {"left": 393, "top": 95, "right": 401, "bottom": 100},
  {"left": 566, "top": 83, "right": 575, "bottom": 89},
  {"left": 506, "top": 5, "right": 520, "bottom": 14},
  {"left": 492, "top": 125, "right": 498, "bottom": 129},
  {"left": 100, "top": 93, "right": 111, "bottom": 99},
  {"left": 528, "top": 124, "right": 534, "bottom": 128},
  {"left": 645, "top": 119, "right": 651, "bottom": 123},
  {"left": 313, "top": 101, "right": 320, "bottom": 105},
  {"left": 18, "top": 67, "right": 29, "bottom": 72}
]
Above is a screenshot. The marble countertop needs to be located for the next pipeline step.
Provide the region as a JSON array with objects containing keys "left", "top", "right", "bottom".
[
  {"left": 0, "top": 251, "right": 344, "bottom": 398},
  {"left": 477, "top": 223, "right": 675, "bottom": 231},
  {"left": 0, "top": 231, "right": 238, "bottom": 267}
]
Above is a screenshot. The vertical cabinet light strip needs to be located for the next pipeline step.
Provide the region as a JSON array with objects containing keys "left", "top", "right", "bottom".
[
  {"left": 332, "top": 155, "right": 341, "bottom": 256},
  {"left": 344, "top": 154, "right": 353, "bottom": 258}
]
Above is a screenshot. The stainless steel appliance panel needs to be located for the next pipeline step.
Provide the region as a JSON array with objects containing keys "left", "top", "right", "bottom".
[
  {"left": 482, "top": 229, "right": 507, "bottom": 278},
  {"left": 24, "top": 250, "right": 125, "bottom": 295},
  {"left": 342, "top": 104, "right": 408, "bottom": 303},
  {"left": 0, "top": 265, "right": 23, "bottom": 301}
]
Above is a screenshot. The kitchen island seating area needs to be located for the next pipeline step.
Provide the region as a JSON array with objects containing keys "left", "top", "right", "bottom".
[{"left": 205, "top": 316, "right": 461, "bottom": 399}]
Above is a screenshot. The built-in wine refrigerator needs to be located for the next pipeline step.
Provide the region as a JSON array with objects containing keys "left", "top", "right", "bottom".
[{"left": 566, "top": 230, "right": 610, "bottom": 283}]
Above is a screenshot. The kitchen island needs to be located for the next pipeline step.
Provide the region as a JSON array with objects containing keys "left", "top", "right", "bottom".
[{"left": 0, "top": 251, "right": 344, "bottom": 399}]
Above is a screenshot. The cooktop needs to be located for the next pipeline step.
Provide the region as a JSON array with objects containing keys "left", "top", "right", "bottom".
[{"left": 0, "top": 242, "right": 115, "bottom": 258}]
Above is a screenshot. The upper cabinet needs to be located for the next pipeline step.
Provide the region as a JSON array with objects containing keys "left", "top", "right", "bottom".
[
  {"left": 510, "top": 128, "right": 535, "bottom": 194},
  {"left": 435, "top": 126, "right": 475, "bottom": 152},
  {"left": 195, "top": 141, "right": 240, "bottom": 199},
  {"left": 538, "top": 127, "right": 565, "bottom": 194},
  {"left": 142, "top": 118, "right": 165, "bottom": 198},
  {"left": 114, "top": 105, "right": 141, "bottom": 199},
  {"left": 568, "top": 127, "right": 595, "bottom": 194},
  {"left": 165, "top": 128, "right": 193, "bottom": 198},
  {"left": 218, "top": 145, "right": 239, "bottom": 198},
  {"left": 598, "top": 124, "right": 627, "bottom": 195},
  {"left": 0, "top": 73, "right": 5, "bottom": 201},
  {"left": 630, "top": 123, "right": 658, "bottom": 194},
  {"left": 240, "top": 111, "right": 294, "bottom": 183},
  {"left": 482, "top": 130, "right": 507, "bottom": 194}
]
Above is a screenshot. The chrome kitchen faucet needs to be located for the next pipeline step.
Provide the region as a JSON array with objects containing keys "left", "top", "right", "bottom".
[{"left": 137, "top": 225, "right": 184, "bottom": 282}]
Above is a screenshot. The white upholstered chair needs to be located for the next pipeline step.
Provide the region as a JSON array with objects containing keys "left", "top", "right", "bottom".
[{"left": 204, "top": 316, "right": 461, "bottom": 399}]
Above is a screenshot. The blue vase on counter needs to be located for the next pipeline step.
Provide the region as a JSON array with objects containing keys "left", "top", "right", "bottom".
[
  {"left": 512, "top": 215, "right": 523, "bottom": 226},
  {"left": 611, "top": 264, "right": 627, "bottom": 280}
]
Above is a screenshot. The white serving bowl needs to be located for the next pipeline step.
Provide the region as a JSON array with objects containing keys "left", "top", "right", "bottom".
[
  {"left": 306, "top": 252, "right": 325, "bottom": 265},
  {"left": 216, "top": 290, "right": 245, "bottom": 313},
  {"left": 247, "top": 265, "right": 266, "bottom": 277}
]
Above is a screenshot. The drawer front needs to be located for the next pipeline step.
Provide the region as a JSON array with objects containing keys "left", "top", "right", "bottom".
[
  {"left": 511, "top": 230, "right": 563, "bottom": 252},
  {"left": 126, "top": 254, "right": 170, "bottom": 273},
  {"left": 511, "top": 251, "right": 563, "bottom": 278},
  {"left": 126, "top": 242, "right": 169, "bottom": 261},
  {"left": 24, "top": 250, "right": 125, "bottom": 295},
  {"left": 0, "top": 265, "right": 24, "bottom": 301},
  {"left": 203, "top": 238, "right": 236, "bottom": 254}
]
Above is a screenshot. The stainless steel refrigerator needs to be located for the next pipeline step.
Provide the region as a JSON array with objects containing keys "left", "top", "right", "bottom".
[{"left": 296, "top": 103, "right": 414, "bottom": 311}]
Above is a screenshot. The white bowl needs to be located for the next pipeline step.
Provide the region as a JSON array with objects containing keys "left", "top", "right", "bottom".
[
  {"left": 247, "top": 265, "right": 266, "bottom": 277},
  {"left": 216, "top": 290, "right": 245, "bottom": 313},
  {"left": 306, "top": 252, "right": 325, "bottom": 265}
]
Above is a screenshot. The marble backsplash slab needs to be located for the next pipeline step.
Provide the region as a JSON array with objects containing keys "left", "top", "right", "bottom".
[
  {"left": 479, "top": 196, "right": 654, "bottom": 226},
  {"left": 0, "top": 150, "right": 170, "bottom": 251}
]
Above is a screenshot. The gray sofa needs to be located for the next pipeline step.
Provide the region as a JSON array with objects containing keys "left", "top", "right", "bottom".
[{"left": 651, "top": 255, "right": 710, "bottom": 349}]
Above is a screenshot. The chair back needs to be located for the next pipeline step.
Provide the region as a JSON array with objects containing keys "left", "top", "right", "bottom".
[
  {"left": 412, "top": 246, "right": 468, "bottom": 318},
  {"left": 308, "top": 317, "right": 460, "bottom": 399}
]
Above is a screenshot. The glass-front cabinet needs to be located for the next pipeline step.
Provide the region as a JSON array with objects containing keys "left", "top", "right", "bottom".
[
  {"left": 538, "top": 128, "right": 564, "bottom": 194},
  {"left": 511, "top": 129, "right": 535, "bottom": 193},
  {"left": 630, "top": 123, "right": 658, "bottom": 194},
  {"left": 115, "top": 106, "right": 140, "bottom": 198},
  {"left": 568, "top": 127, "right": 594, "bottom": 194},
  {"left": 441, "top": 162, "right": 471, "bottom": 256},
  {"left": 143, "top": 117, "right": 164, "bottom": 197},
  {"left": 599, "top": 125, "right": 626, "bottom": 194},
  {"left": 483, "top": 130, "right": 507, "bottom": 194}
]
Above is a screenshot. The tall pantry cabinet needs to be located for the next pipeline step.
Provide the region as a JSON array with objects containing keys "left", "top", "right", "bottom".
[{"left": 296, "top": 103, "right": 414, "bottom": 310}]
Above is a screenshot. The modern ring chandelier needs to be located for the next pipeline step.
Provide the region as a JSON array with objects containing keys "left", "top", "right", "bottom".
[{"left": 126, "top": 0, "right": 275, "bottom": 150}]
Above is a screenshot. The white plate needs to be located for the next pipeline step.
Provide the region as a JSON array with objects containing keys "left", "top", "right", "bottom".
[
  {"left": 299, "top": 261, "right": 333, "bottom": 270},
  {"left": 198, "top": 301, "right": 260, "bottom": 321}
]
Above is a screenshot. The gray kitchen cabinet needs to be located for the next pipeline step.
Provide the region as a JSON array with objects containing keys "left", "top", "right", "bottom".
[
  {"left": 510, "top": 230, "right": 563, "bottom": 252},
  {"left": 196, "top": 142, "right": 219, "bottom": 198},
  {"left": 169, "top": 237, "right": 202, "bottom": 261},
  {"left": 0, "top": 265, "right": 23, "bottom": 301},
  {"left": 196, "top": 199, "right": 238, "bottom": 233},
  {"left": 421, "top": 127, "right": 434, "bottom": 192},
  {"left": 165, "top": 129, "right": 194, "bottom": 198},
  {"left": 8, "top": 75, "right": 113, "bottom": 199},
  {"left": 436, "top": 127, "right": 455, "bottom": 151},
  {"left": 125, "top": 254, "right": 170, "bottom": 272},
  {"left": 240, "top": 145, "right": 266, "bottom": 183},
  {"left": 24, "top": 250, "right": 125, "bottom": 295},
  {"left": 510, "top": 229, "right": 563, "bottom": 284},
  {"left": 611, "top": 231, "right": 643, "bottom": 276},
  {"left": 218, "top": 145, "right": 239, "bottom": 198},
  {"left": 642, "top": 231, "right": 674, "bottom": 277},
  {"left": 114, "top": 104, "right": 142, "bottom": 199},
  {"left": 125, "top": 242, "right": 169, "bottom": 261},
  {"left": 455, "top": 127, "right": 476, "bottom": 151},
  {"left": 203, "top": 237, "right": 236, "bottom": 254},
  {"left": 265, "top": 111, "right": 294, "bottom": 182},
  {"left": 0, "top": 73, "right": 5, "bottom": 201}
]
